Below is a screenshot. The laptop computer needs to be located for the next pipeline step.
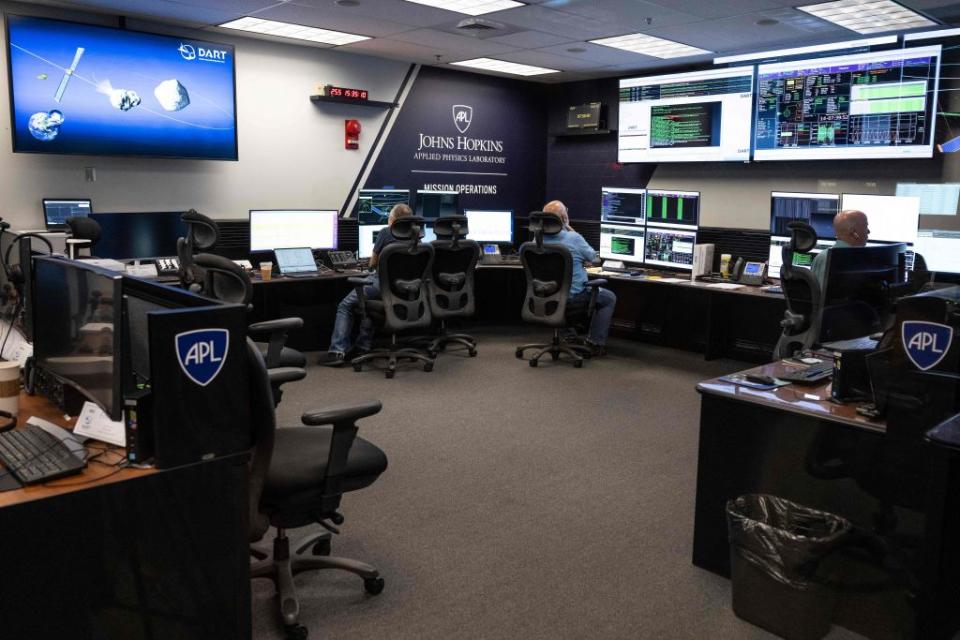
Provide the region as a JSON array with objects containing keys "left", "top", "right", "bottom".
[
  {"left": 274, "top": 247, "right": 320, "bottom": 278},
  {"left": 43, "top": 198, "right": 92, "bottom": 230}
]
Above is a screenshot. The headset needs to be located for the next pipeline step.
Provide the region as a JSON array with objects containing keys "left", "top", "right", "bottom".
[{"left": 2, "top": 231, "right": 54, "bottom": 296}]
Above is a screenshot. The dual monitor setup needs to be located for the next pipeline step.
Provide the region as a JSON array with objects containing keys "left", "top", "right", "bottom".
[
  {"left": 599, "top": 188, "right": 700, "bottom": 270},
  {"left": 356, "top": 189, "right": 513, "bottom": 259}
]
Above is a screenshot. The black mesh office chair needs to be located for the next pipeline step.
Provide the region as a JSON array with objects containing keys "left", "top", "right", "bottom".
[
  {"left": 65, "top": 216, "right": 101, "bottom": 259},
  {"left": 350, "top": 216, "right": 435, "bottom": 378},
  {"left": 177, "top": 209, "right": 219, "bottom": 291},
  {"left": 426, "top": 215, "right": 479, "bottom": 357},
  {"left": 774, "top": 222, "right": 823, "bottom": 359},
  {"left": 515, "top": 212, "right": 606, "bottom": 368},
  {"left": 244, "top": 339, "right": 387, "bottom": 640}
]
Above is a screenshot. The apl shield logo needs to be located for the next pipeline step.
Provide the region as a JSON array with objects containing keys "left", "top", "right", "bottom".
[
  {"left": 902, "top": 321, "right": 953, "bottom": 371},
  {"left": 178, "top": 43, "right": 196, "bottom": 60},
  {"left": 176, "top": 329, "right": 229, "bottom": 386},
  {"left": 452, "top": 105, "right": 473, "bottom": 134}
]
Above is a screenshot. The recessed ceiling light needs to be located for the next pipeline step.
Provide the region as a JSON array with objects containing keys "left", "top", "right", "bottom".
[
  {"left": 450, "top": 57, "right": 558, "bottom": 76},
  {"left": 589, "top": 33, "right": 711, "bottom": 59},
  {"left": 797, "top": 0, "right": 936, "bottom": 34},
  {"left": 401, "top": 0, "right": 524, "bottom": 16},
  {"left": 218, "top": 17, "right": 369, "bottom": 45},
  {"left": 566, "top": 47, "right": 586, "bottom": 53}
]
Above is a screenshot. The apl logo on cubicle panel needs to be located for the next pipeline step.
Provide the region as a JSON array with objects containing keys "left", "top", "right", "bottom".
[
  {"left": 902, "top": 321, "right": 953, "bottom": 371},
  {"left": 175, "top": 329, "right": 229, "bottom": 386}
]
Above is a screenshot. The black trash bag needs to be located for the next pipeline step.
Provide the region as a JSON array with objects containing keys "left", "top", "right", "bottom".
[{"left": 726, "top": 494, "right": 853, "bottom": 640}]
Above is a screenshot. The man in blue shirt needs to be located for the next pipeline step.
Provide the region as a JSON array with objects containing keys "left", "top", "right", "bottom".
[
  {"left": 320, "top": 203, "right": 412, "bottom": 366},
  {"left": 810, "top": 209, "right": 869, "bottom": 286},
  {"left": 541, "top": 200, "right": 617, "bottom": 355}
]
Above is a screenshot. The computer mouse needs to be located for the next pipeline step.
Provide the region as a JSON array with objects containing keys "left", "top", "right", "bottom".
[{"left": 746, "top": 373, "right": 776, "bottom": 385}]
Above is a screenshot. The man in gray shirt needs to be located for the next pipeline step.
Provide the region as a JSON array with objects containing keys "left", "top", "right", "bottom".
[{"left": 811, "top": 209, "right": 870, "bottom": 286}]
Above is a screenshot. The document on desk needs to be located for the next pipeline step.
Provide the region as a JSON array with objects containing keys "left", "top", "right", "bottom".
[
  {"left": 659, "top": 278, "right": 688, "bottom": 283},
  {"left": 706, "top": 282, "right": 744, "bottom": 290},
  {"left": 74, "top": 401, "right": 125, "bottom": 447}
]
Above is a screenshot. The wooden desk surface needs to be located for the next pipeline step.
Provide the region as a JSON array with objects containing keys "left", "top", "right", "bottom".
[
  {"left": 592, "top": 269, "right": 784, "bottom": 300},
  {"left": 250, "top": 269, "right": 367, "bottom": 284},
  {"left": 0, "top": 392, "right": 153, "bottom": 509},
  {"left": 697, "top": 360, "right": 886, "bottom": 433}
]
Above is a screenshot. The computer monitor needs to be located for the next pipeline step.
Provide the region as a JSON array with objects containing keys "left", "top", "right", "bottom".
[
  {"left": 644, "top": 226, "right": 696, "bottom": 270},
  {"left": 600, "top": 224, "right": 645, "bottom": 263},
  {"left": 357, "top": 189, "right": 410, "bottom": 225},
  {"left": 358, "top": 224, "right": 386, "bottom": 260},
  {"left": 249, "top": 210, "right": 338, "bottom": 252},
  {"left": 43, "top": 198, "right": 91, "bottom": 229},
  {"left": 464, "top": 210, "right": 513, "bottom": 243},
  {"left": 770, "top": 192, "right": 840, "bottom": 239},
  {"left": 89, "top": 212, "right": 187, "bottom": 259},
  {"left": 840, "top": 194, "right": 920, "bottom": 244},
  {"left": 915, "top": 229, "right": 960, "bottom": 273},
  {"left": 645, "top": 189, "right": 699, "bottom": 228},
  {"left": 821, "top": 243, "right": 906, "bottom": 342},
  {"left": 415, "top": 190, "right": 459, "bottom": 220},
  {"left": 767, "top": 236, "right": 836, "bottom": 280},
  {"left": 600, "top": 187, "right": 645, "bottom": 226},
  {"left": 33, "top": 257, "right": 122, "bottom": 419}
]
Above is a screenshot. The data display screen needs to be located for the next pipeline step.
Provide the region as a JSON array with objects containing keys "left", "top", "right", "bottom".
[
  {"left": 645, "top": 190, "right": 699, "bottom": 228},
  {"left": 601, "top": 187, "right": 646, "bottom": 225},
  {"left": 357, "top": 189, "right": 410, "bottom": 225},
  {"left": 644, "top": 226, "right": 697, "bottom": 270},
  {"left": 249, "top": 210, "right": 338, "bottom": 252},
  {"left": 618, "top": 67, "right": 753, "bottom": 163},
  {"left": 770, "top": 192, "right": 840, "bottom": 239},
  {"left": 840, "top": 194, "right": 920, "bottom": 244},
  {"left": 768, "top": 236, "right": 836, "bottom": 279},
  {"left": 755, "top": 46, "right": 941, "bottom": 161},
  {"left": 600, "top": 224, "right": 645, "bottom": 263},
  {"left": 464, "top": 209, "right": 512, "bottom": 243}
]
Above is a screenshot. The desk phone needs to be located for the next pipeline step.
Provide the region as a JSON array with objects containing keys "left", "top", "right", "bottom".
[
  {"left": 327, "top": 250, "right": 357, "bottom": 270},
  {"left": 738, "top": 261, "right": 767, "bottom": 286},
  {"left": 155, "top": 257, "right": 180, "bottom": 276}
]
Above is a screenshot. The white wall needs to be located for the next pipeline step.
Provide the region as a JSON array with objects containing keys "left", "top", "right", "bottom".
[{"left": 0, "top": 1, "right": 411, "bottom": 228}]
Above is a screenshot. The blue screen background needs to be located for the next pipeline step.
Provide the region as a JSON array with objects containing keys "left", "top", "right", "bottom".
[{"left": 7, "top": 15, "right": 237, "bottom": 159}]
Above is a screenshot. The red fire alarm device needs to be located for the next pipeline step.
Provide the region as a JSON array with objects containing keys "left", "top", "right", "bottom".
[{"left": 345, "top": 119, "right": 361, "bottom": 150}]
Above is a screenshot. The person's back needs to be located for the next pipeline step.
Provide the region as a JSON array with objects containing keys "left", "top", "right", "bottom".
[{"left": 811, "top": 209, "right": 869, "bottom": 286}]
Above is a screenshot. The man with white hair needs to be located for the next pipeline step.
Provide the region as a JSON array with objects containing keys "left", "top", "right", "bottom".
[{"left": 811, "top": 209, "right": 869, "bottom": 286}]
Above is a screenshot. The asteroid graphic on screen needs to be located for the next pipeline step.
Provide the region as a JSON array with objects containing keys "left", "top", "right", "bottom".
[
  {"left": 109, "top": 88, "right": 141, "bottom": 111},
  {"left": 28, "top": 110, "right": 64, "bottom": 141},
  {"left": 154, "top": 79, "right": 190, "bottom": 112}
]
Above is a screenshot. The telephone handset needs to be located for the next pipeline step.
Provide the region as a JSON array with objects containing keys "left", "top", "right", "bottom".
[{"left": 731, "top": 257, "right": 745, "bottom": 281}]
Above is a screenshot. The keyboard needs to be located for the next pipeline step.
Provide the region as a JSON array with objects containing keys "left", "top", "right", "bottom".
[
  {"left": 778, "top": 361, "right": 834, "bottom": 385},
  {"left": 603, "top": 266, "right": 642, "bottom": 274},
  {"left": 0, "top": 424, "right": 87, "bottom": 485},
  {"left": 821, "top": 336, "right": 879, "bottom": 352}
]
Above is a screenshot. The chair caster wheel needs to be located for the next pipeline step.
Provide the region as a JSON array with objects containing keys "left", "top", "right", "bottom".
[
  {"left": 364, "top": 577, "right": 385, "bottom": 595},
  {"left": 353, "top": 363, "right": 362, "bottom": 372},
  {"left": 285, "top": 624, "right": 308, "bottom": 639},
  {"left": 573, "top": 359, "right": 583, "bottom": 368},
  {"left": 423, "top": 362, "right": 434, "bottom": 372},
  {"left": 529, "top": 359, "right": 538, "bottom": 367},
  {"left": 515, "top": 348, "right": 524, "bottom": 359},
  {"left": 469, "top": 349, "right": 477, "bottom": 357},
  {"left": 385, "top": 369, "right": 395, "bottom": 379},
  {"left": 312, "top": 538, "right": 331, "bottom": 556}
]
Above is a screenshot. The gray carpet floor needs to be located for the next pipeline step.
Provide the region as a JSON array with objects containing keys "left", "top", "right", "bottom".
[{"left": 252, "top": 326, "right": 864, "bottom": 640}]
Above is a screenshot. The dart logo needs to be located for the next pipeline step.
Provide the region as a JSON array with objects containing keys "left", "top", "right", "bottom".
[
  {"left": 176, "top": 329, "right": 229, "bottom": 386},
  {"left": 902, "top": 321, "right": 953, "bottom": 371},
  {"left": 178, "top": 43, "right": 196, "bottom": 60}
]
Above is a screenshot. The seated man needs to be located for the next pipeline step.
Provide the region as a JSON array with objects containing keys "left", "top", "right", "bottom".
[
  {"left": 320, "top": 203, "right": 413, "bottom": 366},
  {"left": 540, "top": 200, "right": 616, "bottom": 356},
  {"left": 811, "top": 209, "right": 870, "bottom": 286}
]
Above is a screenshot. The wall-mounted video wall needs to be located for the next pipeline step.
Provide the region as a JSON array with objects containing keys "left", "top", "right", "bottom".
[{"left": 618, "top": 44, "right": 942, "bottom": 163}]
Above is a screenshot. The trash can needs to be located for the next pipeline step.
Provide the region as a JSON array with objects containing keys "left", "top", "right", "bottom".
[{"left": 726, "top": 494, "right": 852, "bottom": 640}]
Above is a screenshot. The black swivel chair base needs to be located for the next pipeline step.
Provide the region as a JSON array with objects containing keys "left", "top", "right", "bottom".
[
  {"left": 250, "top": 528, "right": 384, "bottom": 639},
  {"left": 351, "top": 335, "right": 435, "bottom": 378},
  {"left": 515, "top": 328, "right": 591, "bottom": 368}
]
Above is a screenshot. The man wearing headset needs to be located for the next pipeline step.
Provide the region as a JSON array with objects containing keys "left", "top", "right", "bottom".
[{"left": 811, "top": 209, "right": 870, "bottom": 286}]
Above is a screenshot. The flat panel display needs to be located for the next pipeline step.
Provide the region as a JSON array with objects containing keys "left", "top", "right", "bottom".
[
  {"left": 415, "top": 190, "right": 459, "bottom": 219},
  {"left": 895, "top": 183, "right": 960, "bottom": 216},
  {"left": 600, "top": 224, "right": 645, "bottom": 263},
  {"left": 645, "top": 189, "right": 699, "bottom": 228},
  {"left": 600, "top": 187, "right": 646, "bottom": 225},
  {"left": 644, "top": 225, "right": 697, "bottom": 270},
  {"left": 6, "top": 15, "right": 237, "bottom": 159},
  {"left": 249, "top": 210, "right": 338, "bottom": 252},
  {"left": 464, "top": 209, "right": 513, "bottom": 243},
  {"left": 768, "top": 236, "right": 836, "bottom": 279},
  {"left": 755, "top": 46, "right": 941, "bottom": 161},
  {"left": 43, "top": 198, "right": 91, "bottom": 227},
  {"left": 358, "top": 224, "right": 386, "bottom": 259},
  {"left": 840, "top": 194, "right": 920, "bottom": 244},
  {"left": 618, "top": 67, "right": 753, "bottom": 163},
  {"left": 89, "top": 211, "right": 187, "bottom": 259},
  {"left": 770, "top": 192, "right": 840, "bottom": 239},
  {"left": 916, "top": 229, "right": 960, "bottom": 272},
  {"left": 357, "top": 189, "right": 410, "bottom": 225}
]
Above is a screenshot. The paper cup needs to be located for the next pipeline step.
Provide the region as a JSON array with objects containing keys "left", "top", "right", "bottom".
[
  {"left": 0, "top": 361, "right": 20, "bottom": 417},
  {"left": 260, "top": 262, "right": 273, "bottom": 281}
]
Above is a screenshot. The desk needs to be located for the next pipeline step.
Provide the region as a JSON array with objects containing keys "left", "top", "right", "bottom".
[
  {"left": 0, "top": 393, "right": 251, "bottom": 640},
  {"left": 693, "top": 361, "right": 960, "bottom": 639}
]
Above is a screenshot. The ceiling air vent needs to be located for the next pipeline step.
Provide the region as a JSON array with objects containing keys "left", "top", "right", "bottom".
[{"left": 455, "top": 18, "right": 504, "bottom": 32}]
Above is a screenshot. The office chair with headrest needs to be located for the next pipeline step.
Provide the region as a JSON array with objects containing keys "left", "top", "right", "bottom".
[
  {"left": 65, "top": 216, "right": 101, "bottom": 259},
  {"left": 426, "top": 215, "right": 479, "bottom": 357},
  {"left": 774, "top": 221, "right": 823, "bottom": 359},
  {"left": 350, "top": 216, "right": 436, "bottom": 378},
  {"left": 243, "top": 339, "right": 387, "bottom": 640},
  {"left": 177, "top": 209, "right": 220, "bottom": 291},
  {"left": 515, "top": 212, "right": 606, "bottom": 367}
]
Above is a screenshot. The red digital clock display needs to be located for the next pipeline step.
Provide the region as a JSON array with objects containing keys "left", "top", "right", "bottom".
[{"left": 325, "top": 85, "right": 369, "bottom": 101}]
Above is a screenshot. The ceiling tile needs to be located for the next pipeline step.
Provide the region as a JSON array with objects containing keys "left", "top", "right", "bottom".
[
  {"left": 643, "top": 0, "right": 785, "bottom": 20},
  {"left": 488, "top": 4, "right": 628, "bottom": 39},
  {"left": 484, "top": 29, "right": 573, "bottom": 48},
  {"left": 254, "top": 2, "right": 415, "bottom": 37},
  {"left": 536, "top": 41, "right": 653, "bottom": 64},
  {"left": 45, "top": 0, "right": 246, "bottom": 26},
  {"left": 542, "top": 0, "right": 703, "bottom": 29},
  {"left": 387, "top": 27, "right": 520, "bottom": 56},
  {"left": 496, "top": 49, "right": 609, "bottom": 71},
  {"left": 287, "top": 0, "right": 463, "bottom": 27}
]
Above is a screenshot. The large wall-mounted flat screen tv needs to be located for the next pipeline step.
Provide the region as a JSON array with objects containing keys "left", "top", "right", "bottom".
[
  {"left": 754, "top": 45, "right": 941, "bottom": 161},
  {"left": 6, "top": 15, "right": 238, "bottom": 160}
]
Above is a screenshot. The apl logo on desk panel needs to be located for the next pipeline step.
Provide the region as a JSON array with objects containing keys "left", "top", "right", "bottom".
[
  {"left": 902, "top": 321, "right": 953, "bottom": 371},
  {"left": 175, "top": 329, "right": 229, "bottom": 386}
]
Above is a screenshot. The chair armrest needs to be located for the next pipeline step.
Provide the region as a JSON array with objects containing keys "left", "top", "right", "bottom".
[
  {"left": 248, "top": 317, "right": 304, "bottom": 334},
  {"left": 268, "top": 367, "right": 306, "bottom": 387},
  {"left": 348, "top": 277, "right": 371, "bottom": 317},
  {"left": 347, "top": 277, "right": 368, "bottom": 287},
  {"left": 585, "top": 279, "right": 607, "bottom": 287},
  {"left": 301, "top": 400, "right": 383, "bottom": 426}
]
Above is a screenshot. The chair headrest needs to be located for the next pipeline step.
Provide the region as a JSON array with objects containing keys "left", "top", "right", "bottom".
[
  {"left": 194, "top": 253, "right": 250, "bottom": 305},
  {"left": 528, "top": 212, "right": 564, "bottom": 236},
  {"left": 66, "top": 216, "right": 101, "bottom": 246},
  {"left": 433, "top": 215, "right": 469, "bottom": 240},
  {"left": 390, "top": 216, "right": 426, "bottom": 241},
  {"left": 786, "top": 221, "right": 818, "bottom": 254},
  {"left": 181, "top": 209, "right": 219, "bottom": 250}
]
